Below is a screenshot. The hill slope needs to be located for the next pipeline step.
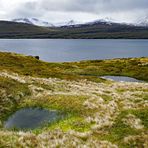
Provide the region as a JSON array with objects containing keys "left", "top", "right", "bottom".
[
  {"left": 0, "top": 21, "right": 54, "bottom": 38},
  {"left": 0, "top": 21, "right": 148, "bottom": 38}
]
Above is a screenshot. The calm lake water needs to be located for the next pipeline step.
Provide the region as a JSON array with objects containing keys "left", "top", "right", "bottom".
[
  {"left": 5, "top": 108, "right": 63, "bottom": 130},
  {"left": 101, "top": 76, "right": 142, "bottom": 82},
  {"left": 0, "top": 39, "right": 148, "bottom": 62}
]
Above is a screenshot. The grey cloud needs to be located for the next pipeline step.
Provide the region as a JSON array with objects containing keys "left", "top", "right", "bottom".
[
  {"left": 0, "top": 0, "right": 148, "bottom": 23},
  {"left": 7, "top": 0, "right": 148, "bottom": 14},
  {"left": 36, "top": 0, "right": 148, "bottom": 12}
]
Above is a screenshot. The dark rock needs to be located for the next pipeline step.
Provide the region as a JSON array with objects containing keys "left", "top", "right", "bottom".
[
  {"left": 34, "top": 56, "right": 40, "bottom": 60},
  {"left": 28, "top": 55, "right": 39, "bottom": 60}
]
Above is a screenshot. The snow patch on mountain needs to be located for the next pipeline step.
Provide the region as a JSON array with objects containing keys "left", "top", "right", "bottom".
[
  {"left": 11, "top": 17, "right": 145, "bottom": 28},
  {"left": 136, "top": 16, "right": 148, "bottom": 26},
  {"left": 12, "top": 18, "right": 54, "bottom": 27},
  {"left": 55, "top": 20, "right": 81, "bottom": 27}
]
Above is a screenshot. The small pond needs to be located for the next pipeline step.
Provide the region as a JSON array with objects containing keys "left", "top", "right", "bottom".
[
  {"left": 5, "top": 108, "right": 63, "bottom": 130},
  {"left": 101, "top": 76, "right": 142, "bottom": 82}
]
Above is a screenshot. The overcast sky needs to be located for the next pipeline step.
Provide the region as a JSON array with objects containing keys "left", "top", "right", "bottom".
[{"left": 0, "top": 0, "right": 148, "bottom": 23}]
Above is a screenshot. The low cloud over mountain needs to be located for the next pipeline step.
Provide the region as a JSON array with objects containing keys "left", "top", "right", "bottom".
[{"left": 0, "top": 0, "right": 148, "bottom": 24}]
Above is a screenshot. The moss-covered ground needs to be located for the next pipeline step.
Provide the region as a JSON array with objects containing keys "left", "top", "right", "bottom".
[{"left": 0, "top": 52, "right": 148, "bottom": 147}]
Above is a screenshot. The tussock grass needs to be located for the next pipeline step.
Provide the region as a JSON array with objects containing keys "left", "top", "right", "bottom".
[
  {"left": 21, "top": 95, "right": 89, "bottom": 115},
  {"left": 0, "top": 52, "right": 148, "bottom": 147},
  {"left": 0, "top": 76, "right": 31, "bottom": 121},
  {"left": 95, "top": 109, "right": 147, "bottom": 147}
]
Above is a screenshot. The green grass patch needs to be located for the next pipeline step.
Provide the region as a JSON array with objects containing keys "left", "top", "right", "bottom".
[
  {"left": 99, "top": 94, "right": 113, "bottom": 103},
  {"left": 0, "top": 52, "right": 148, "bottom": 82},
  {"left": 48, "top": 116, "right": 92, "bottom": 132},
  {"left": 0, "top": 76, "right": 30, "bottom": 96},
  {"left": 95, "top": 110, "right": 146, "bottom": 147},
  {"left": 134, "top": 93, "right": 148, "bottom": 101},
  {"left": 21, "top": 95, "right": 89, "bottom": 115},
  {"left": 107, "top": 111, "right": 139, "bottom": 142},
  {"left": 131, "top": 109, "right": 148, "bottom": 128},
  {"left": 0, "top": 76, "right": 31, "bottom": 121},
  {"left": 17, "top": 95, "right": 94, "bottom": 132}
]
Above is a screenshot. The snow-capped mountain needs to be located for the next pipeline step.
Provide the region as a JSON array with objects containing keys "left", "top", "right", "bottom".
[
  {"left": 12, "top": 18, "right": 81, "bottom": 27},
  {"left": 12, "top": 18, "right": 54, "bottom": 27},
  {"left": 136, "top": 17, "right": 148, "bottom": 27},
  {"left": 85, "top": 19, "right": 113, "bottom": 26},
  {"left": 2, "top": 18, "right": 148, "bottom": 38},
  {"left": 11, "top": 17, "right": 140, "bottom": 28},
  {"left": 66, "top": 20, "right": 77, "bottom": 26},
  {"left": 140, "top": 21, "right": 148, "bottom": 26},
  {"left": 12, "top": 18, "right": 33, "bottom": 24},
  {"left": 58, "top": 19, "right": 117, "bottom": 28},
  {"left": 54, "top": 20, "right": 80, "bottom": 27},
  {"left": 84, "top": 17, "right": 117, "bottom": 25}
]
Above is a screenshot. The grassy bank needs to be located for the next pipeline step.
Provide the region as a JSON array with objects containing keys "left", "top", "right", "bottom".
[
  {"left": 0, "top": 52, "right": 148, "bottom": 147},
  {"left": 0, "top": 52, "right": 148, "bottom": 81}
]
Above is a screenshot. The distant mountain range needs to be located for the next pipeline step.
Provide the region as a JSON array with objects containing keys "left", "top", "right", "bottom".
[
  {"left": 0, "top": 18, "right": 148, "bottom": 38},
  {"left": 12, "top": 18, "right": 54, "bottom": 27},
  {"left": 12, "top": 18, "right": 79, "bottom": 27},
  {"left": 137, "top": 16, "right": 148, "bottom": 27},
  {"left": 11, "top": 17, "right": 148, "bottom": 27}
]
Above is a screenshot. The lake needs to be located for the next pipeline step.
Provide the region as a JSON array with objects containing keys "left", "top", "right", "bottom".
[
  {"left": 101, "top": 76, "right": 142, "bottom": 82},
  {"left": 0, "top": 39, "right": 148, "bottom": 62},
  {"left": 5, "top": 108, "right": 63, "bottom": 130}
]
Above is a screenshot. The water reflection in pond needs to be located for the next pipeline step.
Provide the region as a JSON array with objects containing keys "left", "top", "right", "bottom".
[
  {"left": 5, "top": 108, "right": 63, "bottom": 130},
  {"left": 101, "top": 76, "right": 142, "bottom": 82}
]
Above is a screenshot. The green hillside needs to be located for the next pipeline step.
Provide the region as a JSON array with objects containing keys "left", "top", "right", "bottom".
[{"left": 0, "top": 21, "right": 148, "bottom": 38}]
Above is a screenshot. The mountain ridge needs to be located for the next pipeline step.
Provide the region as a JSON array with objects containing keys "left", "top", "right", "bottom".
[
  {"left": 11, "top": 17, "right": 148, "bottom": 27},
  {"left": 0, "top": 20, "right": 148, "bottom": 38}
]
